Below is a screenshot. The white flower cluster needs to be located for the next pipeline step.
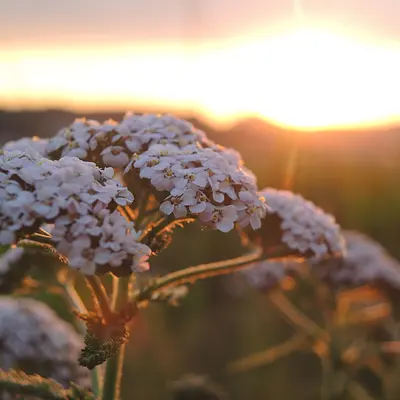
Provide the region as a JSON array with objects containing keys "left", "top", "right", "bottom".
[
  {"left": 260, "top": 188, "right": 345, "bottom": 260},
  {"left": 0, "top": 150, "right": 150, "bottom": 274},
  {"left": 46, "top": 113, "right": 267, "bottom": 233},
  {"left": 4, "top": 136, "right": 49, "bottom": 156},
  {"left": 317, "top": 231, "right": 400, "bottom": 290},
  {"left": 45, "top": 114, "right": 209, "bottom": 166},
  {"left": 134, "top": 144, "right": 267, "bottom": 232},
  {"left": 0, "top": 297, "right": 90, "bottom": 388},
  {"left": 242, "top": 259, "right": 303, "bottom": 291}
]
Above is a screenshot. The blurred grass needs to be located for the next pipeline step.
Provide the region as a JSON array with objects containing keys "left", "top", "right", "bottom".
[{"left": 121, "top": 133, "right": 400, "bottom": 399}]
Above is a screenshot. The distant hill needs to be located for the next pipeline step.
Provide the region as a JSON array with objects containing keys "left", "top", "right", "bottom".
[
  {"left": 0, "top": 109, "right": 399, "bottom": 166},
  {"left": 1, "top": 108, "right": 400, "bottom": 258}
]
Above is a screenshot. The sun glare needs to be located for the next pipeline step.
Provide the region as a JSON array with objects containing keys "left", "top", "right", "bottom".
[{"left": 1, "top": 27, "right": 400, "bottom": 130}]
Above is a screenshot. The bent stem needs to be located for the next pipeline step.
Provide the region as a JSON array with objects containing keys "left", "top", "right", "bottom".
[
  {"left": 268, "top": 290, "right": 334, "bottom": 399},
  {"left": 133, "top": 248, "right": 263, "bottom": 304},
  {"left": 102, "top": 277, "right": 130, "bottom": 400},
  {"left": 268, "top": 289, "right": 327, "bottom": 339},
  {"left": 227, "top": 332, "right": 310, "bottom": 374}
]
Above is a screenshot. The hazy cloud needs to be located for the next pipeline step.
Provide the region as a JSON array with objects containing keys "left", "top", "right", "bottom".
[{"left": 0, "top": 0, "right": 399, "bottom": 46}]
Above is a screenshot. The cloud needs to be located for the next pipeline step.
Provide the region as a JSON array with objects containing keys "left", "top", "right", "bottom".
[{"left": 1, "top": 0, "right": 399, "bottom": 47}]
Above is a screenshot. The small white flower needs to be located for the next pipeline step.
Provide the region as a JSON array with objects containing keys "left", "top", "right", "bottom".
[
  {"left": 160, "top": 197, "right": 187, "bottom": 218},
  {"left": 200, "top": 204, "right": 238, "bottom": 232},
  {"left": 101, "top": 146, "right": 130, "bottom": 167}
]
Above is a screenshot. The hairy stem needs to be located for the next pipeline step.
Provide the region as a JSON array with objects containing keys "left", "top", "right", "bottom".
[
  {"left": 63, "top": 281, "right": 87, "bottom": 332},
  {"left": 60, "top": 276, "right": 102, "bottom": 397},
  {"left": 134, "top": 193, "right": 150, "bottom": 230},
  {"left": 139, "top": 215, "right": 194, "bottom": 244},
  {"left": 102, "top": 277, "right": 130, "bottom": 400},
  {"left": 28, "top": 233, "right": 56, "bottom": 246},
  {"left": 38, "top": 227, "right": 52, "bottom": 237},
  {"left": 86, "top": 276, "right": 113, "bottom": 323},
  {"left": 133, "top": 248, "right": 263, "bottom": 304},
  {"left": 110, "top": 275, "right": 120, "bottom": 311}
]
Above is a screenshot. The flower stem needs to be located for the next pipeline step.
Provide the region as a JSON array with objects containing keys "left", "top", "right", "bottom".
[
  {"left": 320, "top": 356, "right": 334, "bottom": 400},
  {"left": 59, "top": 275, "right": 102, "bottom": 397},
  {"left": 86, "top": 276, "right": 113, "bottom": 323},
  {"left": 28, "top": 233, "right": 55, "bottom": 246},
  {"left": 268, "top": 290, "right": 334, "bottom": 399},
  {"left": 227, "top": 332, "right": 310, "bottom": 374},
  {"left": 268, "top": 289, "right": 327, "bottom": 339},
  {"left": 63, "top": 281, "right": 88, "bottom": 332},
  {"left": 101, "top": 277, "right": 130, "bottom": 400},
  {"left": 110, "top": 275, "right": 119, "bottom": 311},
  {"left": 38, "top": 227, "right": 52, "bottom": 237},
  {"left": 133, "top": 248, "right": 263, "bottom": 304}
]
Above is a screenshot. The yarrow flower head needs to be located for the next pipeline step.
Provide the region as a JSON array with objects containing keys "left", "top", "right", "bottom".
[
  {"left": 45, "top": 113, "right": 210, "bottom": 166},
  {"left": 316, "top": 231, "right": 400, "bottom": 291},
  {"left": 133, "top": 144, "right": 267, "bottom": 232},
  {"left": 247, "top": 188, "right": 345, "bottom": 260},
  {"left": 4, "top": 136, "right": 49, "bottom": 157},
  {"left": 45, "top": 118, "right": 108, "bottom": 161},
  {"left": 46, "top": 113, "right": 268, "bottom": 233},
  {"left": 0, "top": 297, "right": 90, "bottom": 388},
  {"left": 0, "top": 150, "right": 150, "bottom": 274}
]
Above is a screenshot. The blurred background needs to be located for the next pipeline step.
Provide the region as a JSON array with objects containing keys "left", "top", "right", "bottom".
[{"left": 1, "top": 0, "right": 400, "bottom": 398}]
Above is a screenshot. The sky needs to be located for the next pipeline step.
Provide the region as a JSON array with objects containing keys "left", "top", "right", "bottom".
[{"left": 1, "top": 0, "right": 400, "bottom": 129}]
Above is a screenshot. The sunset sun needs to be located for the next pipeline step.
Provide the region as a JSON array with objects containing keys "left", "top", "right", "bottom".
[
  {"left": 1, "top": 27, "right": 399, "bottom": 130},
  {"left": 194, "top": 27, "right": 400, "bottom": 129}
]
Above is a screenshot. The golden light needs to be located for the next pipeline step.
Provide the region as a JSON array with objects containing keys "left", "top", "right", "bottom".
[
  {"left": 1, "top": 27, "right": 400, "bottom": 130},
  {"left": 194, "top": 28, "right": 400, "bottom": 129}
]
